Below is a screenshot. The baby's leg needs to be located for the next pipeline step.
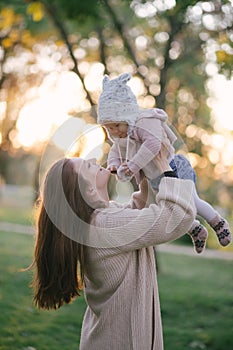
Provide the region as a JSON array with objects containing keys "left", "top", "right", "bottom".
[
  {"left": 193, "top": 186, "right": 216, "bottom": 221},
  {"left": 172, "top": 154, "right": 231, "bottom": 248},
  {"left": 193, "top": 187, "right": 232, "bottom": 247},
  {"left": 171, "top": 155, "right": 208, "bottom": 253}
]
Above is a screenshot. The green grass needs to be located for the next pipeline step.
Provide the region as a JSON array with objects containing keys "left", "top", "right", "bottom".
[
  {"left": 158, "top": 253, "right": 233, "bottom": 350},
  {"left": 0, "top": 231, "right": 232, "bottom": 350},
  {"left": 0, "top": 205, "right": 34, "bottom": 226},
  {"left": 0, "top": 231, "right": 86, "bottom": 350}
]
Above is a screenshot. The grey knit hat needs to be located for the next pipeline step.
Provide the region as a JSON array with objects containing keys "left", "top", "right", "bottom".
[{"left": 97, "top": 73, "right": 140, "bottom": 132}]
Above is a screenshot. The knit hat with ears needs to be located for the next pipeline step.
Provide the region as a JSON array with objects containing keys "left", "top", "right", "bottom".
[{"left": 97, "top": 73, "right": 140, "bottom": 134}]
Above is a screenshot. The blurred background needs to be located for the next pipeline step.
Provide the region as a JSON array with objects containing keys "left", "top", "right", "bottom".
[
  {"left": 0, "top": 1, "right": 233, "bottom": 350},
  {"left": 1, "top": 0, "right": 233, "bottom": 248}
]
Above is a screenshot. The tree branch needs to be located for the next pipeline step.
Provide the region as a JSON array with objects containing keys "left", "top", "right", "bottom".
[
  {"left": 101, "top": 0, "right": 150, "bottom": 93},
  {"left": 96, "top": 26, "right": 109, "bottom": 75},
  {"left": 33, "top": 0, "right": 96, "bottom": 109},
  {"left": 156, "top": 13, "right": 185, "bottom": 109}
]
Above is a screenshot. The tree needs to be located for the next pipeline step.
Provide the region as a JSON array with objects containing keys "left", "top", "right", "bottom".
[
  {"left": 1, "top": 0, "right": 233, "bottom": 208},
  {"left": 0, "top": 5, "right": 44, "bottom": 180}
]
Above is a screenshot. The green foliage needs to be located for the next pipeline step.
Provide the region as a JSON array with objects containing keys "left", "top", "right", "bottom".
[
  {"left": 0, "top": 0, "right": 46, "bottom": 33},
  {"left": 216, "top": 48, "right": 233, "bottom": 79},
  {"left": 51, "top": 0, "right": 102, "bottom": 21}
]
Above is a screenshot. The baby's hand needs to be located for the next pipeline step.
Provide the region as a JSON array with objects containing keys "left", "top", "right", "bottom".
[
  {"left": 107, "top": 165, "right": 118, "bottom": 174},
  {"left": 120, "top": 164, "right": 133, "bottom": 177},
  {"left": 117, "top": 163, "right": 133, "bottom": 182}
]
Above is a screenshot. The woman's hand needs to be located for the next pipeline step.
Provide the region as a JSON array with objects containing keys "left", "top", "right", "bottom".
[{"left": 139, "top": 176, "right": 148, "bottom": 197}]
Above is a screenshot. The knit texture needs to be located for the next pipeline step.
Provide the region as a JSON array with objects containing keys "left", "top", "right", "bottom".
[
  {"left": 97, "top": 73, "right": 140, "bottom": 132},
  {"left": 79, "top": 178, "right": 196, "bottom": 350}
]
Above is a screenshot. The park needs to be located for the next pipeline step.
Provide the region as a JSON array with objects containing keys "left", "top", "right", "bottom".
[{"left": 0, "top": 1, "right": 233, "bottom": 349}]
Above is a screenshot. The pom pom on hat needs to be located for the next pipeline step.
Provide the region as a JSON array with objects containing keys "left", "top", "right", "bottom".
[{"left": 97, "top": 73, "right": 140, "bottom": 132}]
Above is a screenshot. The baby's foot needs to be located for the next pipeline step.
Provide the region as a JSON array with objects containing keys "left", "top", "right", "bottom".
[
  {"left": 189, "top": 224, "right": 208, "bottom": 254},
  {"left": 209, "top": 215, "right": 232, "bottom": 247}
]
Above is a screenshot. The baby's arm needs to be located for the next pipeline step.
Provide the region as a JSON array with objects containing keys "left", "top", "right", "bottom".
[
  {"left": 107, "top": 143, "right": 122, "bottom": 172},
  {"left": 127, "top": 118, "right": 163, "bottom": 174}
]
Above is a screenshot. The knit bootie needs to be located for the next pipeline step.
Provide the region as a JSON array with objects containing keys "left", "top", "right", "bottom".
[
  {"left": 208, "top": 214, "right": 232, "bottom": 247},
  {"left": 188, "top": 220, "right": 208, "bottom": 254}
]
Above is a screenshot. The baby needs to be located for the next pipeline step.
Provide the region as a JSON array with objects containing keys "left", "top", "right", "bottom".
[{"left": 97, "top": 73, "right": 232, "bottom": 253}]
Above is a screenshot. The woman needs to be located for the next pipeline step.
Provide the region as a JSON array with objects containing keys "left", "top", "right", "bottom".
[{"left": 32, "top": 152, "right": 196, "bottom": 350}]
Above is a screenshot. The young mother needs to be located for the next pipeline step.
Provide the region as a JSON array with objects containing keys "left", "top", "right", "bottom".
[{"left": 32, "top": 151, "right": 196, "bottom": 350}]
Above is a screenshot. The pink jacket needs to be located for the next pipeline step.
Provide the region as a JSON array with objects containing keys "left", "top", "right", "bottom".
[{"left": 107, "top": 108, "right": 177, "bottom": 184}]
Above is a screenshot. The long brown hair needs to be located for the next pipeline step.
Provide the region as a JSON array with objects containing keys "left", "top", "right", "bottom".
[{"left": 32, "top": 158, "right": 94, "bottom": 310}]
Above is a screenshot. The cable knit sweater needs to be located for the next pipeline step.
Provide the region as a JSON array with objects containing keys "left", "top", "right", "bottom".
[{"left": 79, "top": 178, "right": 196, "bottom": 350}]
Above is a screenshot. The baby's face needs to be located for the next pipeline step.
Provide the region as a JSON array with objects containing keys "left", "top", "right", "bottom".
[{"left": 104, "top": 122, "right": 128, "bottom": 138}]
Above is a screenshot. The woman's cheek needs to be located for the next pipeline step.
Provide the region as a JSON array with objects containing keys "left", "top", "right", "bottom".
[{"left": 97, "top": 169, "right": 109, "bottom": 188}]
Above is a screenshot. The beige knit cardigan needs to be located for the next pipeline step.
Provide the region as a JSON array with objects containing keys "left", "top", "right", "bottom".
[{"left": 79, "top": 178, "right": 195, "bottom": 350}]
